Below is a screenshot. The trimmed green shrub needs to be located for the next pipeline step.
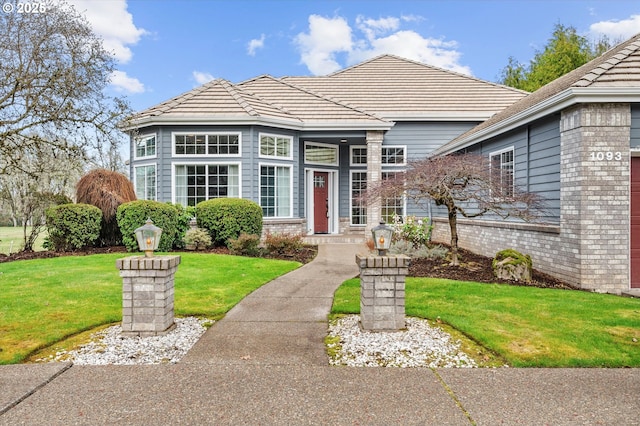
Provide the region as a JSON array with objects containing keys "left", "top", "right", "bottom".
[
  {"left": 196, "top": 198, "right": 263, "bottom": 247},
  {"left": 116, "top": 201, "right": 181, "bottom": 252},
  {"left": 264, "top": 232, "right": 304, "bottom": 256},
  {"left": 228, "top": 233, "right": 261, "bottom": 256},
  {"left": 45, "top": 203, "right": 102, "bottom": 251},
  {"left": 183, "top": 228, "right": 212, "bottom": 250}
]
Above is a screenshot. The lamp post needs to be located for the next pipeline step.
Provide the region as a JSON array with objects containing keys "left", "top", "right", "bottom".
[
  {"left": 134, "top": 218, "right": 162, "bottom": 257},
  {"left": 371, "top": 221, "right": 393, "bottom": 255},
  {"left": 358, "top": 219, "right": 408, "bottom": 331},
  {"left": 117, "top": 218, "right": 179, "bottom": 337}
]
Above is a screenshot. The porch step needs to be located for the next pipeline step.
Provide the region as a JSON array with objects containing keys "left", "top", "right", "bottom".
[
  {"left": 621, "top": 289, "right": 640, "bottom": 298},
  {"left": 303, "top": 235, "right": 366, "bottom": 245}
]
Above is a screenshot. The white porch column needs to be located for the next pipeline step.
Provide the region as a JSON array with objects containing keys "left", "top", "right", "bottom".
[{"left": 366, "top": 130, "right": 384, "bottom": 236}]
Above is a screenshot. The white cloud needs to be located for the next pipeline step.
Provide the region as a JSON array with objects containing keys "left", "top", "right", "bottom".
[
  {"left": 295, "top": 14, "right": 471, "bottom": 76},
  {"left": 590, "top": 14, "right": 640, "bottom": 41},
  {"left": 110, "top": 70, "right": 145, "bottom": 94},
  {"left": 193, "top": 71, "right": 215, "bottom": 85},
  {"left": 351, "top": 31, "right": 472, "bottom": 76},
  {"left": 294, "top": 15, "right": 353, "bottom": 75},
  {"left": 65, "top": 0, "right": 147, "bottom": 64},
  {"left": 59, "top": 1, "right": 147, "bottom": 94},
  {"left": 248, "top": 34, "right": 266, "bottom": 56},
  {"left": 356, "top": 16, "right": 400, "bottom": 41}
]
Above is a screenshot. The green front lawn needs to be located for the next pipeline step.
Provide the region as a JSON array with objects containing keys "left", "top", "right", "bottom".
[
  {"left": 333, "top": 278, "right": 640, "bottom": 367},
  {"left": 0, "top": 226, "right": 46, "bottom": 254},
  {"left": 0, "top": 253, "right": 299, "bottom": 364}
]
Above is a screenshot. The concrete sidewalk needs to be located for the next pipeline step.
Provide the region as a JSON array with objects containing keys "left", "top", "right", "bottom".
[{"left": 1, "top": 243, "right": 639, "bottom": 425}]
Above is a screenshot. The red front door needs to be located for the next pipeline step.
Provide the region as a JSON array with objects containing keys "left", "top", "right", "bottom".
[
  {"left": 631, "top": 158, "right": 640, "bottom": 288},
  {"left": 313, "top": 172, "right": 329, "bottom": 234}
]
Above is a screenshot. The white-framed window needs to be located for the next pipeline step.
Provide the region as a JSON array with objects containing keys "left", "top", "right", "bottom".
[
  {"left": 350, "top": 146, "right": 367, "bottom": 166},
  {"left": 173, "top": 162, "right": 240, "bottom": 206},
  {"left": 259, "top": 133, "right": 292, "bottom": 160},
  {"left": 173, "top": 133, "right": 241, "bottom": 156},
  {"left": 350, "top": 171, "right": 367, "bottom": 225},
  {"left": 490, "top": 147, "right": 514, "bottom": 197},
  {"left": 381, "top": 171, "right": 404, "bottom": 223},
  {"left": 260, "top": 164, "right": 292, "bottom": 217},
  {"left": 134, "top": 134, "right": 156, "bottom": 159},
  {"left": 134, "top": 164, "right": 156, "bottom": 200},
  {"left": 305, "top": 142, "right": 338, "bottom": 166},
  {"left": 382, "top": 146, "right": 406, "bottom": 166}
]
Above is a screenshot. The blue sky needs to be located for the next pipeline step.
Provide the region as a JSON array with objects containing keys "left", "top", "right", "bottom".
[{"left": 66, "top": 0, "right": 640, "bottom": 113}]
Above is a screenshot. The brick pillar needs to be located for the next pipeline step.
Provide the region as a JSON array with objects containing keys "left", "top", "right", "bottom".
[
  {"left": 366, "top": 130, "right": 384, "bottom": 236},
  {"left": 356, "top": 253, "right": 410, "bottom": 331},
  {"left": 116, "top": 255, "right": 181, "bottom": 336},
  {"left": 560, "top": 103, "right": 630, "bottom": 293}
]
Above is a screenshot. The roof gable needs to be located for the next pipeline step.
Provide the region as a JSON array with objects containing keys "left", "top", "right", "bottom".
[
  {"left": 131, "top": 78, "right": 299, "bottom": 125},
  {"left": 284, "top": 54, "right": 527, "bottom": 120}
]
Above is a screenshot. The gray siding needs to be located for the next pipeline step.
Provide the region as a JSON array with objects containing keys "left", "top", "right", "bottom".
[
  {"left": 632, "top": 104, "right": 640, "bottom": 149},
  {"left": 387, "top": 121, "right": 479, "bottom": 218},
  {"left": 385, "top": 121, "right": 478, "bottom": 159},
  {"left": 478, "top": 116, "right": 561, "bottom": 221},
  {"left": 428, "top": 115, "right": 561, "bottom": 223}
]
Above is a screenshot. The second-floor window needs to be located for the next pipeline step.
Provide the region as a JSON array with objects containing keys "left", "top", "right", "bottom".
[{"left": 174, "top": 133, "right": 240, "bottom": 156}]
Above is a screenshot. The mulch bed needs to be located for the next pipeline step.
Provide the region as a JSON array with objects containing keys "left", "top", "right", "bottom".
[
  {"left": 410, "top": 246, "right": 578, "bottom": 290},
  {"left": 1, "top": 244, "right": 575, "bottom": 291},
  {"left": 0, "top": 245, "right": 318, "bottom": 265}
]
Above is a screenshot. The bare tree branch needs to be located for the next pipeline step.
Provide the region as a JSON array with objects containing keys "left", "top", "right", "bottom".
[
  {"left": 363, "top": 153, "right": 547, "bottom": 265},
  {"left": 0, "top": 0, "right": 130, "bottom": 170}
]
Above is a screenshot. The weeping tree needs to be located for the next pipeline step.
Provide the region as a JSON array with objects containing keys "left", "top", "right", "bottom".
[
  {"left": 76, "top": 169, "right": 137, "bottom": 246},
  {"left": 367, "top": 153, "right": 545, "bottom": 266}
]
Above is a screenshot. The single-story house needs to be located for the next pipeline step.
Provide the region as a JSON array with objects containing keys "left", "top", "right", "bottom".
[{"left": 126, "top": 32, "right": 640, "bottom": 295}]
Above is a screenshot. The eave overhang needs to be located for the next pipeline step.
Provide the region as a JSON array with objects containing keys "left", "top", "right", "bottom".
[
  {"left": 122, "top": 115, "right": 394, "bottom": 133},
  {"left": 433, "top": 87, "right": 640, "bottom": 156},
  {"left": 380, "top": 111, "right": 498, "bottom": 122}
]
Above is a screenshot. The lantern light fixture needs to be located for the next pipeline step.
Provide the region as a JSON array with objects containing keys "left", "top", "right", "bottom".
[
  {"left": 134, "top": 218, "right": 162, "bottom": 257},
  {"left": 371, "top": 221, "right": 393, "bottom": 256}
]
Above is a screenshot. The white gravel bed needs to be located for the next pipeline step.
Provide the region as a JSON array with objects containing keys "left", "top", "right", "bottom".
[
  {"left": 35, "top": 315, "right": 476, "bottom": 367},
  {"left": 35, "top": 317, "right": 213, "bottom": 365},
  {"left": 327, "top": 315, "right": 477, "bottom": 368}
]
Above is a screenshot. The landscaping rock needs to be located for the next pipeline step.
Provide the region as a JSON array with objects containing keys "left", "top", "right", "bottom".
[{"left": 493, "top": 249, "right": 532, "bottom": 282}]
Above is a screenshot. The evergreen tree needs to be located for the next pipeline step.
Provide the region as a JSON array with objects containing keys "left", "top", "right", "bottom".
[{"left": 499, "top": 24, "right": 614, "bottom": 92}]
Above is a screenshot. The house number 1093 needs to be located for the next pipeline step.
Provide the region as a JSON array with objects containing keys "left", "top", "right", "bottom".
[{"left": 590, "top": 151, "right": 622, "bottom": 161}]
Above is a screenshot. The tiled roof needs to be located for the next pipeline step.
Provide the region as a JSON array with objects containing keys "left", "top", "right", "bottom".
[
  {"left": 284, "top": 55, "right": 527, "bottom": 120},
  {"left": 238, "top": 75, "right": 390, "bottom": 128},
  {"left": 434, "top": 33, "right": 640, "bottom": 155},
  {"left": 130, "top": 79, "right": 301, "bottom": 125},
  {"left": 130, "top": 54, "right": 528, "bottom": 129}
]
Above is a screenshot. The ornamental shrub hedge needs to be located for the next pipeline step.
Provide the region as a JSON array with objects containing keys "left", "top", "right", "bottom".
[
  {"left": 196, "top": 198, "right": 263, "bottom": 247},
  {"left": 116, "top": 201, "right": 182, "bottom": 252},
  {"left": 45, "top": 203, "right": 102, "bottom": 251}
]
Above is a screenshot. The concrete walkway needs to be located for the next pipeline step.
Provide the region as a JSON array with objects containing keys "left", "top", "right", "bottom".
[
  {"left": 1, "top": 243, "right": 639, "bottom": 425},
  {"left": 182, "top": 243, "right": 364, "bottom": 365}
]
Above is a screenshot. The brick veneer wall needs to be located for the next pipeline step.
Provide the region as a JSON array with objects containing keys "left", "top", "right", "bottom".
[
  {"left": 560, "top": 103, "right": 630, "bottom": 292},
  {"left": 116, "top": 255, "right": 181, "bottom": 336},
  {"left": 261, "top": 218, "right": 306, "bottom": 237},
  {"left": 433, "top": 103, "right": 631, "bottom": 294}
]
